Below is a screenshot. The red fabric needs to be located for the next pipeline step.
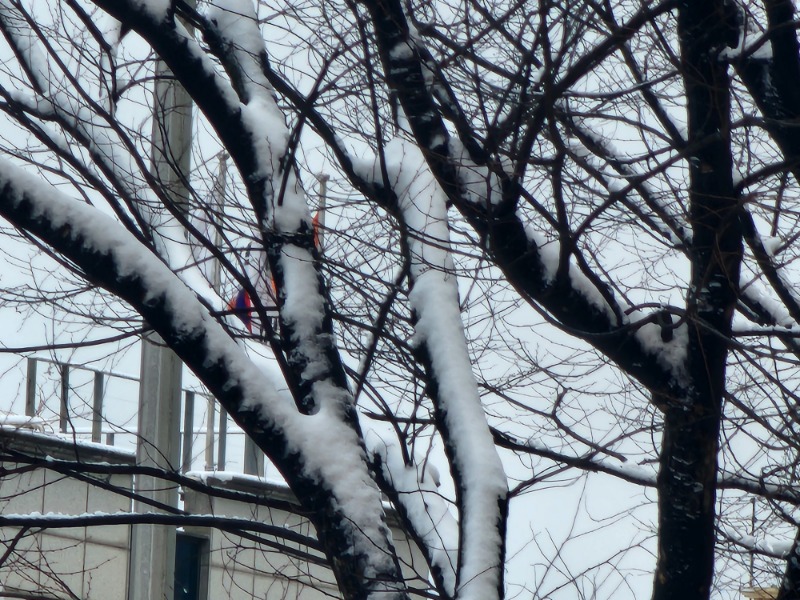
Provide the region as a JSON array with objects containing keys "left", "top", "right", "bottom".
[{"left": 228, "top": 288, "right": 253, "bottom": 332}]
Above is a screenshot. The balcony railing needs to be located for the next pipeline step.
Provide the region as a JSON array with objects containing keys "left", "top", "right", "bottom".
[{"left": 17, "top": 356, "right": 264, "bottom": 476}]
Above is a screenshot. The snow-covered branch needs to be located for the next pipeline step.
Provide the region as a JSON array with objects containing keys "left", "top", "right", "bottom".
[
  {"left": 380, "top": 138, "right": 508, "bottom": 600},
  {"left": 0, "top": 157, "right": 407, "bottom": 599}
]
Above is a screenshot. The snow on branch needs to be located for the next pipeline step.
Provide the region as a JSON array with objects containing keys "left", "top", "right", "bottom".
[
  {"left": 719, "top": 524, "right": 792, "bottom": 560},
  {"left": 362, "top": 0, "right": 682, "bottom": 404},
  {"left": 741, "top": 208, "right": 800, "bottom": 328},
  {"left": 205, "top": 0, "right": 310, "bottom": 234},
  {"left": 0, "top": 156, "right": 402, "bottom": 594},
  {"left": 0, "top": 2, "right": 224, "bottom": 309},
  {"left": 560, "top": 115, "right": 689, "bottom": 246},
  {"left": 0, "top": 4, "right": 155, "bottom": 222},
  {"left": 370, "top": 437, "right": 458, "bottom": 596},
  {"left": 379, "top": 137, "right": 507, "bottom": 600},
  {"left": 91, "top": 0, "right": 354, "bottom": 422}
]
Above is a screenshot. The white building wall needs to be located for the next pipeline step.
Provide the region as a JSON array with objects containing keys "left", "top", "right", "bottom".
[
  {"left": 1, "top": 431, "right": 429, "bottom": 600},
  {"left": 183, "top": 473, "right": 429, "bottom": 600},
  {"left": 0, "top": 430, "right": 133, "bottom": 600}
]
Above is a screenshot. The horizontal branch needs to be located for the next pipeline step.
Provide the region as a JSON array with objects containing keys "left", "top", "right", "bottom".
[{"left": 0, "top": 511, "right": 324, "bottom": 563}]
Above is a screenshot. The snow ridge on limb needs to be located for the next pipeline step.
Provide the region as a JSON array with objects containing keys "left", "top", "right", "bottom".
[
  {"left": 0, "top": 4, "right": 157, "bottom": 235},
  {"left": 360, "top": 0, "right": 688, "bottom": 405},
  {"left": 0, "top": 2, "right": 224, "bottom": 310},
  {"left": 382, "top": 138, "right": 508, "bottom": 600},
  {"left": 0, "top": 157, "right": 407, "bottom": 600},
  {"left": 81, "top": 1, "right": 410, "bottom": 596},
  {"left": 205, "top": 0, "right": 309, "bottom": 234},
  {"left": 203, "top": 1, "right": 335, "bottom": 400},
  {"left": 87, "top": 0, "right": 350, "bottom": 415},
  {"left": 369, "top": 437, "right": 458, "bottom": 597},
  {"left": 740, "top": 209, "right": 800, "bottom": 327},
  {"left": 125, "top": 0, "right": 340, "bottom": 416}
]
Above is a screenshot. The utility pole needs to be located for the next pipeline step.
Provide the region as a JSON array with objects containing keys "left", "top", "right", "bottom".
[
  {"left": 316, "top": 172, "right": 329, "bottom": 251},
  {"left": 129, "top": 6, "right": 194, "bottom": 599},
  {"left": 211, "top": 151, "right": 228, "bottom": 293}
]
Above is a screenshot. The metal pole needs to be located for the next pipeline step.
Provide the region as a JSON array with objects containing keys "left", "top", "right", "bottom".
[
  {"left": 750, "top": 497, "right": 756, "bottom": 587},
  {"left": 243, "top": 437, "right": 264, "bottom": 477},
  {"left": 211, "top": 151, "right": 228, "bottom": 294},
  {"left": 182, "top": 391, "right": 195, "bottom": 473},
  {"left": 59, "top": 364, "right": 69, "bottom": 433},
  {"left": 217, "top": 406, "right": 227, "bottom": 471},
  {"left": 129, "top": 6, "right": 194, "bottom": 599},
  {"left": 25, "top": 358, "right": 37, "bottom": 416},
  {"left": 92, "top": 371, "right": 104, "bottom": 443},
  {"left": 205, "top": 395, "right": 215, "bottom": 471},
  {"left": 316, "top": 172, "right": 329, "bottom": 251}
]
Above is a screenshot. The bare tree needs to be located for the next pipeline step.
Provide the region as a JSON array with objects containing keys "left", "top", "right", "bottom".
[{"left": 2, "top": 0, "right": 800, "bottom": 599}]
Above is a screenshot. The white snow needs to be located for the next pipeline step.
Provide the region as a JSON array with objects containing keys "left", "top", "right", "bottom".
[
  {"left": 206, "top": 0, "right": 311, "bottom": 234},
  {"left": 0, "top": 3, "right": 226, "bottom": 315},
  {"left": 720, "top": 524, "right": 793, "bottom": 558},
  {"left": 0, "top": 155, "right": 399, "bottom": 587},
  {"left": 276, "top": 246, "right": 326, "bottom": 382},
  {"left": 624, "top": 306, "right": 688, "bottom": 381},
  {"left": 562, "top": 123, "right": 688, "bottom": 244},
  {"left": 762, "top": 235, "right": 783, "bottom": 257},
  {"left": 749, "top": 39, "right": 774, "bottom": 60},
  {"left": 369, "top": 436, "right": 458, "bottom": 594},
  {"left": 381, "top": 136, "right": 507, "bottom": 600},
  {"left": 389, "top": 41, "right": 415, "bottom": 60},
  {"left": 206, "top": 1, "right": 351, "bottom": 419},
  {"left": 0, "top": 413, "right": 47, "bottom": 432},
  {"left": 740, "top": 273, "right": 799, "bottom": 329},
  {"left": 719, "top": 26, "right": 773, "bottom": 61},
  {"left": 523, "top": 223, "right": 621, "bottom": 323},
  {"left": 447, "top": 137, "right": 506, "bottom": 205}
]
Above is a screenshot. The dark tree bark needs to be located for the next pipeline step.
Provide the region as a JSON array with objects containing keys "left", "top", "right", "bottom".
[
  {"left": 6, "top": 0, "right": 800, "bottom": 598},
  {"left": 0, "top": 176, "right": 409, "bottom": 600},
  {"left": 652, "top": 1, "right": 742, "bottom": 599}
]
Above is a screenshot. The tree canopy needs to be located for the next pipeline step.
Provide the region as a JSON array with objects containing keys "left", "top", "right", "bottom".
[{"left": 2, "top": 0, "right": 800, "bottom": 599}]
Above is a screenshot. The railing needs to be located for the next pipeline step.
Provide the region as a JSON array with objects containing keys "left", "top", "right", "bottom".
[
  {"left": 24, "top": 356, "right": 138, "bottom": 445},
  {"left": 19, "top": 356, "right": 264, "bottom": 476}
]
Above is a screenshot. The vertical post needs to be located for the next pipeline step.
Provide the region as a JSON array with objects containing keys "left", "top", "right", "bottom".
[
  {"left": 243, "top": 437, "right": 264, "bottom": 477},
  {"left": 131, "top": 337, "right": 183, "bottom": 600},
  {"left": 182, "top": 391, "right": 195, "bottom": 473},
  {"left": 59, "top": 363, "right": 69, "bottom": 433},
  {"left": 129, "top": 6, "right": 194, "bottom": 600},
  {"left": 92, "top": 371, "right": 104, "bottom": 443},
  {"left": 25, "top": 358, "right": 37, "bottom": 416},
  {"left": 105, "top": 432, "right": 115, "bottom": 446},
  {"left": 316, "top": 173, "right": 328, "bottom": 251},
  {"left": 204, "top": 395, "right": 215, "bottom": 471},
  {"left": 217, "top": 406, "right": 227, "bottom": 471},
  {"left": 750, "top": 497, "right": 756, "bottom": 587},
  {"left": 211, "top": 152, "right": 228, "bottom": 294}
]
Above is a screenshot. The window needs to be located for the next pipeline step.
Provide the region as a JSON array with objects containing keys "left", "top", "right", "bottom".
[{"left": 174, "top": 533, "right": 208, "bottom": 600}]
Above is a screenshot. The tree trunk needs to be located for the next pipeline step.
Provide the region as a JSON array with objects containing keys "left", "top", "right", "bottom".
[{"left": 652, "top": 1, "right": 743, "bottom": 599}]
